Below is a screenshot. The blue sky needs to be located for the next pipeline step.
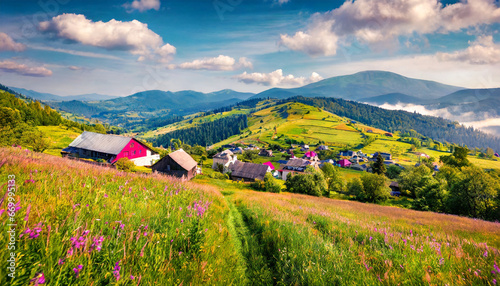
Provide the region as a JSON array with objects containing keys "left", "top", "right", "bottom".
[{"left": 0, "top": 0, "right": 499, "bottom": 96}]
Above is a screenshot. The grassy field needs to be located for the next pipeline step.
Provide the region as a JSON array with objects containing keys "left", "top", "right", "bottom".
[
  {"left": 0, "top": 147, "right": 244, "bottom": 285},
  {"left": 37, "top": 125, "right": 82, "bottom": 157},
  {"left": 2, "top": 147, "right": 500, "bottom": 285}
]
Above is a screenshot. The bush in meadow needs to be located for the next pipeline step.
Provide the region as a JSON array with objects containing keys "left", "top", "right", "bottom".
[
  {"left": 398, "top": 165, "right": 435, "bottom": 198},
  {"left": 264, "top": 172, "right": 281, "bottom": 193},
  {"left": 320, "top": 163, "right": 345, "bottom": 193},
  {"left": 115, "top": 157, "right": 136, "bottom": 172},
  {"left": 285, "top": 167, "right": 327, "bottom": 197},
  {"left": 357, "top": 173, "right": 390, "bottom": 203},
  {"left": 446, "top": 166, "right": 500, "bottom": 220}
]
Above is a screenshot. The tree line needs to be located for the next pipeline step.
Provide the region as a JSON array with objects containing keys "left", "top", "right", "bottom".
[{"left": 154, "top": 114, "right": 248, "bottom": 147}]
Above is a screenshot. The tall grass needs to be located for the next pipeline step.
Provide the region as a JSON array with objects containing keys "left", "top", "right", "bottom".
[
  {"left": 231, "top": 191, "right": 500, "bottom": 285},
  {"left": 0, "top": 147, "right": 244, "bottom": 285}
]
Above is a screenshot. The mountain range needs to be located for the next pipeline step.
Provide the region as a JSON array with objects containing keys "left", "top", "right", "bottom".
[
  {"left": 5, "top": 70, "right": 500, "bottom": 136},
  {"left": 9, "top": 87, "right": 118, "bottom": 102}
]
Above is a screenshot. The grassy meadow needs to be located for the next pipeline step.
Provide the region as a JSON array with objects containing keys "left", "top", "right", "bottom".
[
  {"left": 2, "top": 147, "right": 500, "bottom": 285},
  {"left": 0, "top": 147, "right": 244, "bottom": 285}
]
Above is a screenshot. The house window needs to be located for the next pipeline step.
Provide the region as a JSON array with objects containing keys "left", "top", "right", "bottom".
[
  {"left": 131, "top": 143, "right": 134, "bottom": 148},
  {"left": 167, "top": 165, "right": 171, "bottom": 171},
  {"left": 124, "top": 151, "right": 129, "bottom": 157},
  {"left": 133, "top": 151, "right": 136, "bottom": 155},
  {"left": 139, "top": 150, "right": 142, "bottom": 154}
]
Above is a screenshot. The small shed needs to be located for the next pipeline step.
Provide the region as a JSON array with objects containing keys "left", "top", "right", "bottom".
[
  {"left": 385, "top": 133, "right": 394, "bottom": 137},
  {"left": 259, "top": 149, "right": 273, "bottom": 157},
  {"left": 390, "top": 182, "right": 401, "bottom": 196},
  {"left": 152, "top": 149, "right": 198, "bottom": 180},
  {"left": 495, "top": 153, "right": 499, "bottom": 158}
]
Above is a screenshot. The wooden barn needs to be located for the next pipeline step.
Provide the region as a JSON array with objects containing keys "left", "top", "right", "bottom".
[
  {"left": 152, "top": 149, "right": 198, "bottom": 180},
  {"left": 229, "top": 161, "right": 269, "bottom": 182},
  {"left": 61, "top": 131, "right": 159, "bottom": 166}
]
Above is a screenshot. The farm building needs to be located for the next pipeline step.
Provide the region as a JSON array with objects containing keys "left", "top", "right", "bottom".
[
  {"left": 230, "top": 161, "right": 269, "bottom": 182},
  {"left": 263, "top": 162, "right": 275, "bottom": 171},
  {"left": 229, "top": 147, "right": 244, "bottom": 154},
  {"left": 259, "top": 149, "right": 273, "bottom": 157},
  {"left": 495, "top": 153, "right": 499, "bottom": 158},
  {"left": 279, "top": 158, "right": 317, "bottom": 180},
  {"left": 212, "top": 150, "right": 237, "bottom": 172},
  {"left": 339, "top": 150, "right": 356, "bottom": 158},
  {"left": 385, "top": 133, "right": 394, "bottom": 137},
  {"left": 316, "top": 145, "right": 329, "bottom": 151},
  {"left": 390, "top": 182, "right": 401, "bottom": 196},
  {"left": 61, "top": 131, "right": 160, "bottom": 166},
  {"left": 152, "top": 149, "right": 199, "bottom": 180},
  {"left": 338, "top": 159, "right": 352, "bottom": 168},
  {"left": 303, "top": 151, "right": 319, "bottom": 161},
  {"left": 372, "top": 152, "right": 392, "bottom": 161},
  {"left": 351, "top": 163, "right": 368, "bottom": 172}
]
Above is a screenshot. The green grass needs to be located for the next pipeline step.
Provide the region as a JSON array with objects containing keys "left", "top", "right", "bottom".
[
  {"left": 37, "top": 125, "right": 82, "bottom": 157},
  {"left": 2, "top": 147, "right": 500, "bottom": 285},
  {"left": 0, "top": 147, "right": 244, "bottom": 285}
]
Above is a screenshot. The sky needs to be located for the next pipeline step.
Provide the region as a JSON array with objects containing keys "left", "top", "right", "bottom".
[{"left": 0, "top": 0, "right": 500, "bottom": 97}]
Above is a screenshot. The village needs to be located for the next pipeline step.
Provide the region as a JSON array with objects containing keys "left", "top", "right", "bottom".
[{"left": 58, "top": 130, "right": 440, "bottom": 196}]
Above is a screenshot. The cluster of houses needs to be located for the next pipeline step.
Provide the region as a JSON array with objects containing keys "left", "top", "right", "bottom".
[
  {"left": 61, "top": 131, "right": 410, "bottom": 183},
  {"left": 62, "top": 131, "right": 201, "bottom": 180}
]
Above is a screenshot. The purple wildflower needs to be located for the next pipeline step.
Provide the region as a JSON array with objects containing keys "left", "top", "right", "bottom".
[
  {"left": 104, "top": 194, "right": 108, "bottom": 198},
  {"left": 484, "top": 250, "right": 488, "bottom": 257},
  {"left": 30, "top": 272, "right": 45, "bottom": 284},
  {"left": 113, "top": 261, "right": 121, "bottom": 281},
  {"left": 58, "top": 258, "right": 65, "bottom": 265},
  {"left": 24, "top": 204, "right": 31, "bottom": 222},
  {"left": 73, "top": 265, "right": 83, "bottom": 278},
  {"left": 130, "top": 275, "right": 135, "bottom": 280}
]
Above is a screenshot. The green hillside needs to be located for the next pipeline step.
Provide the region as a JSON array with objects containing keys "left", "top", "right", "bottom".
[{"left": 3, "top": 147, "right": 499, "bottom": 285}]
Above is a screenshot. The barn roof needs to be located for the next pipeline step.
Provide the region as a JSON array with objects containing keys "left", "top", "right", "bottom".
[
  {"left": 284, "top": 158, "right": 311, "bottom": 168},
  {"left": 230, "top": 161, "right": 268, "bottom": 181},
  {"left": 68, "top": 131, "right": 133, "bottom": 155},
  {"left": 167, "top": 149, "right": 197, "bottom": 171}
]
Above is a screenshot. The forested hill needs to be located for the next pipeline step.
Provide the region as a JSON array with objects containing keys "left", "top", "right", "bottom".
[{"left": 284, "top": 96, "right": 500, "bottom": 151}]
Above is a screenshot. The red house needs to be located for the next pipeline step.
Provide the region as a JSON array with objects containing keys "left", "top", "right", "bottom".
[{"left": 62, "top": 131, "right": 160, "bottom": 166}]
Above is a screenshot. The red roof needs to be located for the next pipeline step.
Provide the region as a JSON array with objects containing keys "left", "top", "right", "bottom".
[
  {"left": 338, "top": 159, "right": 352, "bottom": 167},
  {"left": 263, "top": 162, "right": 275, "bottom": 170},
  {"left": 304, "top": 151, "right": 317, "bottom": 158}
]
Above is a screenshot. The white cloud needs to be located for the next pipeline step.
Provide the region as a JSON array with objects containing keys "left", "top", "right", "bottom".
[
  {"left": 0, "top": 32, "right": 26, "bottom": 52},
  {"left": 234, "top": 69, "right": 323, "bottom": 86},
  {"left": 175, "top": 55, "right": 252, "bottom": 71},
  {"left": 437, "top": 36, "right": 500, "bottom": 65},
  {"left": 39, "top": 14, "right": 175, "bottom": 63},
  {"left": 0, "top": 60, "right": 52, "bottom": 77},
  {"left": 276, "top": 0, "right": 290, "bottom": 5},
  {"left": 68, "top": 66, "right": 82, "bottom": 71},
  {"left": 280, "top": 0, "right": 500, "bottom": 56},
  {"left": 124, "top": 0, "right": 160, "bottom": 12},
  {"left": 29, "top": 45, "right": 123, "bottom": 60}
]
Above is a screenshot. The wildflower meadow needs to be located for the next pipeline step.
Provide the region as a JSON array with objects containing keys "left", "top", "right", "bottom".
[{"left": 1, "top": 146, "right": 500, "bottom": 285}]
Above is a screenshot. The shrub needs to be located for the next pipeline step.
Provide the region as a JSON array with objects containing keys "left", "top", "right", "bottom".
[
  {"left": 264, "top": 172, "right": 281, "bottom": 193},
  {"left": 115, "top": 158, "right": 136, "bottom": 172},
  {"left": 356, "top": 173, "right": 390, "bottom": 203}
]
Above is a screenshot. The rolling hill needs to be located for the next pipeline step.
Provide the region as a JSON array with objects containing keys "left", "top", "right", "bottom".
[{"left": 251, "top": 70, "right": 463, "bottom": 101}]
